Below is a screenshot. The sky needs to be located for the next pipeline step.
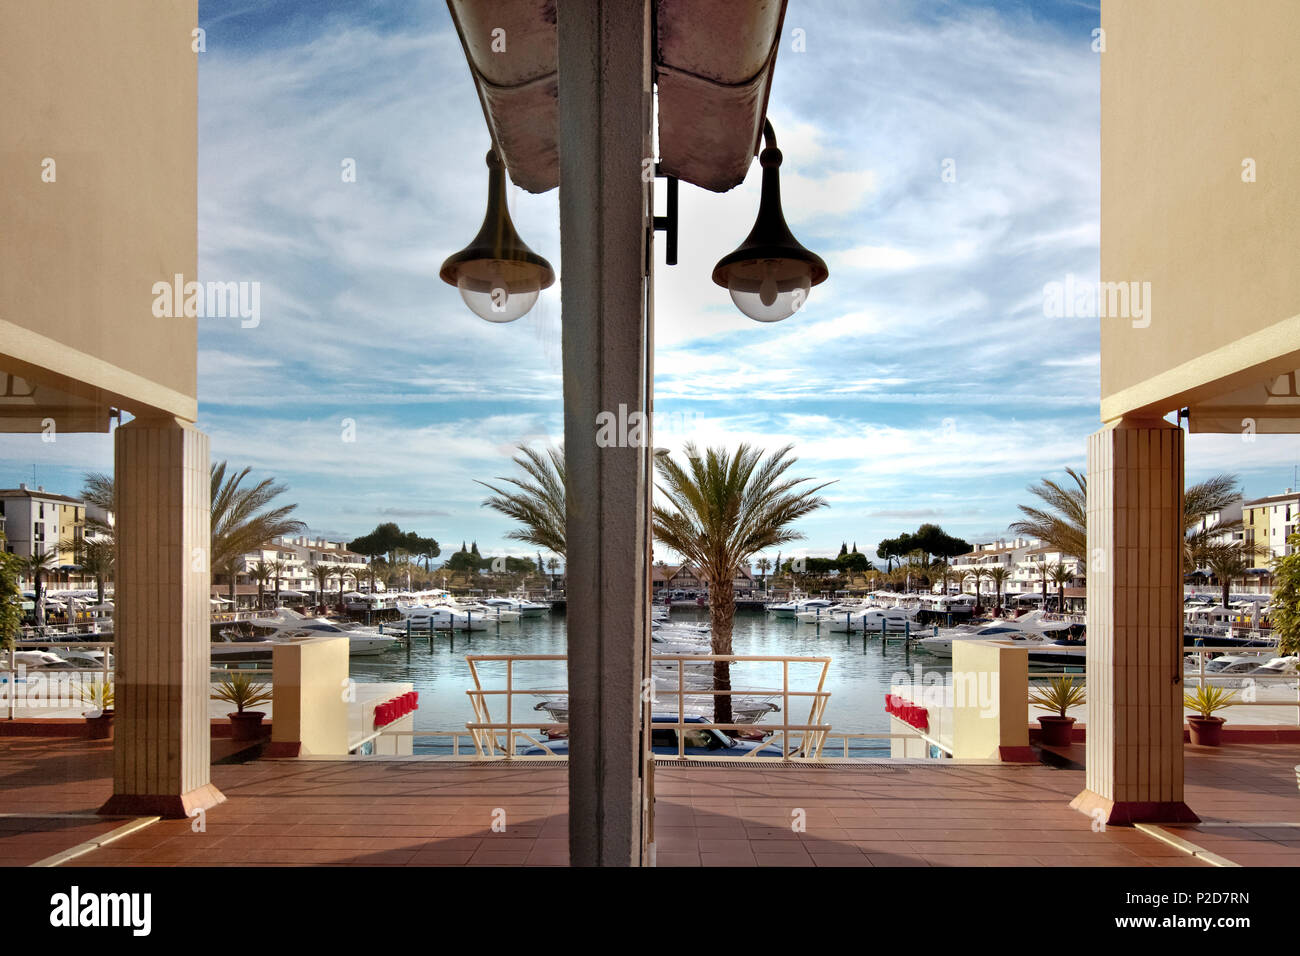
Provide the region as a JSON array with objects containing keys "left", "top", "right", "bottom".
[{"left": 3, "top": 0, "right": 1297, "bottom": 566}]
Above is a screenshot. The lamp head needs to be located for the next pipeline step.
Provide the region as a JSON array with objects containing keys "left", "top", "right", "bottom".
[
  {"left": 440, "top": 150, "right": 555, "bottom": 322},
  {"left": 712, "top": 132, "right": 828, "bottom": 322}
]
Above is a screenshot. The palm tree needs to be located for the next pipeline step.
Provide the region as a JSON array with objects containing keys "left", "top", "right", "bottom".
[
  {"left": 1009, "top": 468, "right": 1087, "bottom": 561},
  {"left": 478, "top": 445, "right": 566, "bottom": 556},
  {"left": 546, "top": 556, "right": 559, "bottom": 590},
  {"left": 20, "top": 546, "right": 59, "bottom": 626},
  {"left": 311, "top": 564, "right": 333, "bottom": 609},
  {"left": 1205, "top": 548, "right": 1251, "bottom": 611},
  {"left": 1011, "top": 468, "right": 1246, "bottom": 567},
  {"left": 653, "top": 443, "right": 830, "bottom": 727},
  {"left": 987, "top": 565, "right": 1010, "bottom": 612},
  {"left": 963, "top": 566, "right": 986, "bottom": 611},
  {"left": 210, "top": 462, "right": 306, "bottom": 576},
  {"left": 932, "top": 560, "right": 951, "bottom": 596},
  {"left": 73, "top": 537, "right": 115, "bottom": 607},
  {"left": 268, "top": 559, "right": 286, "bottom": 606},
  {"left": 756, "top": 556, "right": 771, "bottom": 590},
  {"left": 1049, "top": 562, "right": 1074, "bottom": 614},
  {"left": 1036, "top": 560, "right": 1051, "bottom": 608},
  {"left": 84, "top": 464, "right": 304, "bottom": 608},
  {"left": 251, "top": 559, "right": 273, "bottom": 610}
]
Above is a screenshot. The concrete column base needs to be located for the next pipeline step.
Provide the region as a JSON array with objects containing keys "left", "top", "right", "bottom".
[
  {"left": 1070, "top": 788, "right": 1199, "bottom": 826},
  {"left": 99, "top": 782, "right": 226, "bottom": 820},
  {"left": 263, "top": 741, "right": 301, "bottom": 759},
  {"left": 999, "top": 745, "right": 1038, "bottom": 763}
]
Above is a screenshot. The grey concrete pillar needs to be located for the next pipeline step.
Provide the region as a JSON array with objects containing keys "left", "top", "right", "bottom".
[
  {"left": 558, "top": 0, "right": 653, "bottom": 866},
  {"left": 100, "top": 416, "right": 225, "bottom": 818}
]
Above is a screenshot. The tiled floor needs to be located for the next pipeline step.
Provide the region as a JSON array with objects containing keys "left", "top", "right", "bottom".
[{"left": 0, "top": 737, "right": 1295, "bottom": 866}]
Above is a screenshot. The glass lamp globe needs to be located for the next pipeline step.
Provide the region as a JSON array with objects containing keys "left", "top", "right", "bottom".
[
  {"left": 725, "top": 258, "right": 814, "bottom": 322},
  {"left": 454, "top": 260, "right": 542, "bottom": 323},
  {"left": 440, "top": 149, "right": 555, "bottom": 323}
]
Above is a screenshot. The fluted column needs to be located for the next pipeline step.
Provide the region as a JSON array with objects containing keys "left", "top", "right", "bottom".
[
  {"left": 100, "top": 416, "right": 224, "bottom": 818},
  {"left": 1070, "top": 417, "right": 1197, "bottom": 824}
]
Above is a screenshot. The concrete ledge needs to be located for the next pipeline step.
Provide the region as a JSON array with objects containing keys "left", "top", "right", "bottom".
[
  {"left": 29, "top": 816, "right": 161, "bottom": 868},
  {"left": 1135, "top": 824, "right": 1241, "bottom": 867}
]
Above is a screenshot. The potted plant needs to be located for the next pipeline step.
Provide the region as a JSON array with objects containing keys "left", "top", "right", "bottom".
[
  {"left": 1029, "top": 675, "right": 1085, "bottom": 747},
  {"left": 80, "top": 679, "right": 115, "bottom": 739},
  {"left": 212, "top": 672, "right": 273, "bottom": 741},
  {"left": 1184, "top": 684, "right": 1237, "bottom": 746}
]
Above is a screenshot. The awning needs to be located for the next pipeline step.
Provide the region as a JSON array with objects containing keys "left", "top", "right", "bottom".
[{"left": 445, "top": 0, "right": 789, "bottom": 194}]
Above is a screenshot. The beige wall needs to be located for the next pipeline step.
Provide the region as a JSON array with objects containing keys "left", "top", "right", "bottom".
[
  {"left": 1100, "top": 0, "right": 1300, "bottom": 423},
  {"left": 0, "top": 0, "right": 198, "bottom": 423},
  {"left": 271, "top": 638, "right": 351, "bottom": 757},
  {"left": 951, "top": 641, "right": 1030, "bottom": 760}
]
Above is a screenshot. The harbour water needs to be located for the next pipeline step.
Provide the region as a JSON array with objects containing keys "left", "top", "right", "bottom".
[{"left": 348, "top": 606, "right": 954, "bottom": 754}]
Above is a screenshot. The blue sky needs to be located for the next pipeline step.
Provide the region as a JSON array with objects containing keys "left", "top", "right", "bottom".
[{"left": 4, "top": 0, "right": 1298, "bottom": 565}]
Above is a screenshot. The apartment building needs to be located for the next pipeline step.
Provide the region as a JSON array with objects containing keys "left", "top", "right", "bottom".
[
  {"left": 225, "top": 535, "right": 371, "bottom": 599},
  {"left": 949, "top": 538, "right": 1035, "bottom": 595},
  {"left": 0, "top": 484, "right": 85, "bottom": 566},
  {"left": 1242, "top": 489, "right": 1300, "bottom": 561}
]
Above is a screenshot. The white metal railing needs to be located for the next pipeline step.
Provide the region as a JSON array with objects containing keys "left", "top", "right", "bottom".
[
  {"left": 456, "top": 653, "right": 834, "bottom": 760},
  {"left": 1028, "top": 646, "right": 1299, "bottom": 725},
  {"left": 3, "top": 639, "right": 275, "bottom": 720},
  {"left": 4, "top": 641, "right": 113, "bottom": 719}
]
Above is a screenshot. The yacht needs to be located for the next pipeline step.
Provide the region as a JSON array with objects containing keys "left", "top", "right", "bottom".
[
  {"left": 826, "top": 607, "right": 918, "bottom": 633},
  {"left": 916, "top": 612, "right": 1075, "bottom": 658},
  {"left": 767, "top": 596, "right": 834, "bottom": 618},
  {"left": 397, "top": 603, "right": 490, "bottom": 631},
  {"left": 1185, "top": 653, "right": 1298, "bottom": 688},
  {"left": 483, "top": 596, "right": 550, "bottom": 617},
  {"left": 225, "top": 610, "right": 400, "bottom": 656}
]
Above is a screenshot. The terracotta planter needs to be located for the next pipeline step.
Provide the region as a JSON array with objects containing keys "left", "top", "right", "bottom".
[
  {"left": 1037, "top": 715, "right": 1076, "bottom": 747},
  {"left": 1188, "top": 715, "right": 1225, "bottom": 746},
  {"left": 228, "top": 711, "right": 267, "bottom": 742},
  {"left": 85, "top": 711, "right": 114, "bottom": 740}
]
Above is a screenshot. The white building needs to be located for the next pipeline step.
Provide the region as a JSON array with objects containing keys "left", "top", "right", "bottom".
[
  {"left": 0, "top": 484, "right": 86, "bottom": 571},
  {"left": 223, "top": 535, "right": 371, "bottom": 603}
]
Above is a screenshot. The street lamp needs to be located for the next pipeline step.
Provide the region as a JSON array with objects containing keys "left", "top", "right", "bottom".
[
  {"left": 712, "top": 120, "right": 828, "bottom": 322},
  {"left": 439, "top": 149, "right": 556, "bottom": 323}
]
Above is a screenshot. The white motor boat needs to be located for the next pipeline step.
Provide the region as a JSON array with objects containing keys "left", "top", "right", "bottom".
[
  {"left": 826, "top": 607, "right": 918, "bottom": 633},
  {"left": 483, "top": 596, "right": 550, "bottom": 617},
  {"left": 916, "top": 612, "right": 1074, "bottom": 658},
  {"left": 232, "top": 609, "right": 400, "bottom": 656},
  {"left": 398, "top": 603, "right": 490, "bottom": 631},
  {"left": 767, "top": 597, "right": 834, "bottom": 618},
  {"left": 1185, "top": 653, "right": 1299, "bottom": 688},
  {"left": 3, "top": 650, "right": 76, "bottom": 670}
]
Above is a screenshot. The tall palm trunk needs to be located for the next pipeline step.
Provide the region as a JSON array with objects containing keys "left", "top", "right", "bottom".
[
  {"left": 95, "top": 575, "right": 104, "bottom": 607},
  {"left": 33, "top": 570, "right": 44, "bottom": 627},
  {"left": 708, "top": 576, "right": 736, "bottom": 728}
]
